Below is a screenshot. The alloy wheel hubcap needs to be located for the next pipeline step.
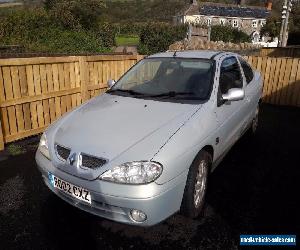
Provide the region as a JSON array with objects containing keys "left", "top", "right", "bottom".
[{"left": 194, "top": 160, "right": 208, "bottom": 208}]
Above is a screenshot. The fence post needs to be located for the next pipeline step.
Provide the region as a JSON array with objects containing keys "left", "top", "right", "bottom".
[
  {"left": 0, "top": 115, "right": 4, "bottom": 151},
  {"left": 79, "top": 56, "right": 89, "bottom": 102}
]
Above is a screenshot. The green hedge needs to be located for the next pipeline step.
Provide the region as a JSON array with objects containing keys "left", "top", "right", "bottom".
[
  {"left": 138, "top": 23, "right": 187, "bottom": 54},
  {"left": 211, "top": 25, "right": 251, "bottom": 43},
  {"left": 93, "top": 22, "right": 118, "bottom": 48},
  {"left": 0, "top": 8, "right": 111, "bottom": 53}
]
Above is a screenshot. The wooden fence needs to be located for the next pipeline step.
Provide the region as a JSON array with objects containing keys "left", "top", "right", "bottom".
[
  {"left": 245, "top": 56, "right": 300, "bottom": 107},
  {"left": 0, "top": 54, "right": 299, "bottom": 150},
  {"left": 0, "top": 55, "right": 143, "bottom": 150},
  {"left": 260, "top": 47, "right": 300, "bottom": 58}
]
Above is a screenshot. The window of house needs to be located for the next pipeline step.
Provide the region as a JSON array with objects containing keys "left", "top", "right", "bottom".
[
  {"left": 252, "top": 20, "right": 258, "bottom": 28},
  {"left": 206, "top": 17, "right": 212, "bottom": 26},
  {"left": 232, "top": 19, "right": 239, "bottom": 28},
  {"left": 260, "top": 20, "right": 266, "bottom": 26},
  {"left": 219, "top": 57, "right": 243, "bottom": 95},
  {"left": 220, "top": 18, "right": 226, "bottom": 25},
  {"left": 239, "top": 58, "right": 254, "bottom": 84}
]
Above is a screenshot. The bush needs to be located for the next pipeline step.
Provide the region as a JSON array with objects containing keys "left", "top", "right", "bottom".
[
  {"left": 94, "top": 22, "right": 118, "bottom": 48},
  {"left": 139, "top": 23, "right": 187, "bottom": 54},
  {"left": 0, "top": 8, "right": 111, "bottom": 53},
  {"left": 260, "top": 16, "right": 280, "bottom": 39},
  {"left": 45, "top": 0, "right": 106, "bottom": 30},
  {"left": 28, "top": 28, "right": 110, "bottom": 53},
  {"left": 211, "top": 25, "right": 251, "bottom": 43},
  {"left": 0, "top": 8, "right": 54, "bottom": 45}
]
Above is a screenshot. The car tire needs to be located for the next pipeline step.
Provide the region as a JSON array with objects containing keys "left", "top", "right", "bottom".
[{"left": 181, "top": 150, "right": 211, "bottom": 219}]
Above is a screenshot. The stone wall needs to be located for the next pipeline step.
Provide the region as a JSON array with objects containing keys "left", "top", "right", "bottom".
[{"left": 169, "top": 37, "right": 261, "bottom": 52}]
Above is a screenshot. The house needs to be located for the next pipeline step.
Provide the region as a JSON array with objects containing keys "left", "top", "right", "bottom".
[{"left": 174, "top": 0, "right": 272, "bottom": 41}]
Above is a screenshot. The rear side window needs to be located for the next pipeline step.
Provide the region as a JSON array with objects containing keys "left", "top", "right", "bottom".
[
  {"left": 219, "top": 56, "right": 243, "bottom": 94},
  {"left": 239, "top": 58, "right": 254, "bottom": 84}
]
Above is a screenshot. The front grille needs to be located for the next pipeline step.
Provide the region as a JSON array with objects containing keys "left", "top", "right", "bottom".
[
  {"left": 81, "top": 154, "right": 107, "bottom": 169},
  {"left": 56, "top": 144, "right": 71, "bottom": 161}
]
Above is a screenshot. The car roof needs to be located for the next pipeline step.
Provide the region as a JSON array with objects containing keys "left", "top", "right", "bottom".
[{"left": 148, "top": 50, "right": 229, "bottom": 60}]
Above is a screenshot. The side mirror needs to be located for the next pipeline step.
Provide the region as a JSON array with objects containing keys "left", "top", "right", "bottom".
[
  {"left": 107, "top": 79, "right": 116, "bottom": 88},
  {"left": 222, "top": 88, "right": 245, "bottom": 102}
]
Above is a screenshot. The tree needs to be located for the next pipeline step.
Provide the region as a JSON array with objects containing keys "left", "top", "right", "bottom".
[
  {"left": 210, "top": 25, "right": 250, "bottom": 43},
  {"left": 288, "top": 2, "right": 300, "bottom": 45},
  {"left": 44, "top": 0, "right": 106, "bottom": 29},
  {"left": 138, "top": 23, "right": 187, "bottom": 54},
  {"left": 289, "top": 3, "right": 300, "bottom": 33},
  {"left": 260, "top": 16, "right": 281, "bottom": 39}
]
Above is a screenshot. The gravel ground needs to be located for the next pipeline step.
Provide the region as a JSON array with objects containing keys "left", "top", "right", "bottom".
[{"left": 0, "top": 104, "right": 299, "bottom": 250}]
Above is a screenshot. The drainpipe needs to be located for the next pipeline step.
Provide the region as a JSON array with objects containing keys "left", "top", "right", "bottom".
[{"left": 281, "top": 0, "right": 293, "bottom": 47}]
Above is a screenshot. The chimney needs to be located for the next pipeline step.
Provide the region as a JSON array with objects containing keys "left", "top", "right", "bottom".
[{"left": 265, "top": 0, "right": 272, "bottom": 11}]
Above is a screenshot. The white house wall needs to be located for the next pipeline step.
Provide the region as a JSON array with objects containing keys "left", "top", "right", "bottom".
[{"left": 182, "top": 15, "right": 266, "bottom": 35}]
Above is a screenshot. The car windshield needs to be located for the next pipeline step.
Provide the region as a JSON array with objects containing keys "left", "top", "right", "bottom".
[{"left": 108, "top": 57, "right": 214, "bottom": 101}]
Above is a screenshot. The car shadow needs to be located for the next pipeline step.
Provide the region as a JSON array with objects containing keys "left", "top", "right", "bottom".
[
  {"left": 41, "top": 192, "right": 210, "bottom": 249},
  {"left": 41, "top": 193, "right": 101, "bottom": 249},
  {"left": 205, "top": 104, "right": 299, "bottom": 235}
]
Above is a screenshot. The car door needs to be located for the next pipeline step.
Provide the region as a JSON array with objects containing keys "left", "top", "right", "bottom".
[
  {"left": 213, "top": 56, "right": 247, "bottom": 160},
  {"left": 239, "top": 57, "right": 260, "bottom": 127}
]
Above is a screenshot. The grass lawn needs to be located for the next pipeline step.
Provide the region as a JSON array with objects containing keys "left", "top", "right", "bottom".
[{"left": 115, "top": 35, "right": 140, "bottom": 46}]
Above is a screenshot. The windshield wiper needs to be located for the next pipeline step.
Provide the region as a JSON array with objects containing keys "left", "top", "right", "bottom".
[
  {"left": 107, "top": 89, "right": 144, "bottom": 96},
  {"left": 107, "top": 89, "right": 203, "bottom": 100},
  {"left": 148, "top": 91, "right": 205, "bottom": 100}
]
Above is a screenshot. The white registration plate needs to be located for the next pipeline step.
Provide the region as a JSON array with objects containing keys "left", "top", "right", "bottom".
[{"left": 48, "top": 172, "right": 91, "bottom": 204}]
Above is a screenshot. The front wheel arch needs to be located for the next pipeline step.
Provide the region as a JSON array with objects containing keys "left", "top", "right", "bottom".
[
  {"left": 201, "top": 145, "right": 214, "bottom": 164},
  {"left": 180, "top": 148, "right": 213, "bottom": 218}
]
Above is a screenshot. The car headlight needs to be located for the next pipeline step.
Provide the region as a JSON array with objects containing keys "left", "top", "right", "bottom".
[
  {"left": 39, "top": 133, "right": 50, "bottom": 160},
  {"left": 99, "top": 161, "right": 163, "bottom": 184}
]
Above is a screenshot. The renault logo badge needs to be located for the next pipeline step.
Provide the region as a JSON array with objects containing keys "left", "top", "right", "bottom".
[{"left": 68, "top": 153, "right": 77, "bottom": 166}]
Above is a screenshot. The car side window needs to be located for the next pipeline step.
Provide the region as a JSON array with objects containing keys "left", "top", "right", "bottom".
[
  {"left": 219, "top": 57, "right": 243, "bottom": 95},
  {"left": 239, "top": 58, "right": 254, "bottom": 84}
]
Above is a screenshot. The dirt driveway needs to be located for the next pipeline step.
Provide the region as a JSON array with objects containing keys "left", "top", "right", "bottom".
[{"left": 0, "top": 104, "right": 299, "bottom": 250}]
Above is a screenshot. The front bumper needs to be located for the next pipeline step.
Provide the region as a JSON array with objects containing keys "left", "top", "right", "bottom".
[{"left": 36, "top": 150, "right": 188, "bottom": 226}]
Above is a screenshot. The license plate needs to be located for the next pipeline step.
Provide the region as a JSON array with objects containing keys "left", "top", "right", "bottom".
[{"left": 48, "top": 172, "right": 91, "bottom": 204}]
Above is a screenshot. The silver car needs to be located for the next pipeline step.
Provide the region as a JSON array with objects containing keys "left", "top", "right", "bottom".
[{"left": 36, "top": 50, "right": 262, "bottom": 226}]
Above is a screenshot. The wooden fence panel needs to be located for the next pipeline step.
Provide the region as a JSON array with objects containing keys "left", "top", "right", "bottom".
[
  {"left": 85, "top": 56, "right": 138, "bottom": 99},
  {"left": 0, "top": 55, "right": 141, "bottom": 148},
  {"left": 260, "top": 47, "right": 300, "bottom": 58},
  {"left": 246, "top": 56, "right": 300, "bottom": 107}
]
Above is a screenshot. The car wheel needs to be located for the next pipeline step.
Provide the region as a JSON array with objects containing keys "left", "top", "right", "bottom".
[{"left": 181, "top": 150, "right": 211, "bottom": 219}]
